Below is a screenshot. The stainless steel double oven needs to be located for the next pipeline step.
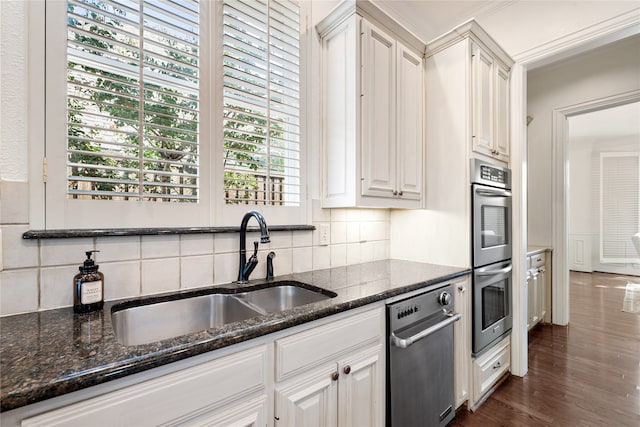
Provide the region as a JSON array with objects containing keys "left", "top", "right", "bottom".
[{"left": 471, "top": 159, "right": 513, "bottom": 354}]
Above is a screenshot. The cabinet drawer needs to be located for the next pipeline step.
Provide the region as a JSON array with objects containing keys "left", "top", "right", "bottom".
[
  {"left": 473, "top": 337, "right": 510, "bottom": 399},
  {"left": 275, "top": 307, "right": 384, "bottom": 381},
  {"left": 22, "top": 345, "right": 269, "bottom": 427},
  {"left": 530, "top": 252, "right": 545, "bottom": 269}
]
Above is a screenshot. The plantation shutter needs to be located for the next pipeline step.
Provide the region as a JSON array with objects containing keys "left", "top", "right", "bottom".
[
  {"left": 66, "top": 0, "right": 200, "bottom": 202},
  {"left": 600, "top": 153, "right": 640, "bottom": 262},
  {"left": 222, "top": 0, "right": 301, "bottom": 206}
]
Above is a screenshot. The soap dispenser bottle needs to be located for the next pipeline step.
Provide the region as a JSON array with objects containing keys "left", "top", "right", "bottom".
[{"left": 73, "top": 250, "right": 104, "bottom": 313}]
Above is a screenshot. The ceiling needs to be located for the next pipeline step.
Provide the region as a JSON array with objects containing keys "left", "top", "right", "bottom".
[{"left": 371, "top": 0, "right": 640, "bottom": 60}]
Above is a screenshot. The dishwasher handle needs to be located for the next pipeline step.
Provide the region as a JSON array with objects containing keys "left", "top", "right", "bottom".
[{"left": 390, "top": 311, "right": 461, "bottom": 349}]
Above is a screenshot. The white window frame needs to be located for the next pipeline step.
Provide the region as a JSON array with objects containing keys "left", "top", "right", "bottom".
[
  {"left": 599, "top": 151, "right": 640, "bottom": 263},
  {"left": 214, "top": 0, "right": 309, "bottom": 226},
  {"left": 33, "top": 0, "right": 307, "bottom": 230}
]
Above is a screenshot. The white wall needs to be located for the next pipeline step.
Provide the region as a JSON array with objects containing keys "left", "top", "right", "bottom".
[
  {"left": 527, "top": 34, "right": 640, "bottom": 246},
  {"left": 568, "top": 124, "right": 640, "bottom": 276}
]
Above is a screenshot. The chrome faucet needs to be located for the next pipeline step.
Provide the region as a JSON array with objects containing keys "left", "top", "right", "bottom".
[{"left": 237, "top": 210, "right": 270, "bottom": 283}]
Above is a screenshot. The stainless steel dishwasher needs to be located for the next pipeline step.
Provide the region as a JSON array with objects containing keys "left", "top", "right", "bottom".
[{"left": 387, "top": 283, "right": 461, "bottom": 427}]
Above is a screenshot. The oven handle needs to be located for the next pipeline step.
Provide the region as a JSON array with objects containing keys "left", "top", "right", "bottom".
[
  {"left": 476, "top": 264, "right": 513, "bottom": 276},
  {"left": 475, "top": 188, "right": 512, "bottom": 197},
  {"left": 390, "top": 311, "right": 461, "bottom": 349}
]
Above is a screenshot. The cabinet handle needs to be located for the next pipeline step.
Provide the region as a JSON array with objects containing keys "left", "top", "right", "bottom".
[
  {"left": 343, "top": 365, "right": 351, "bottom": 375},
  {"left": 398, "top": 191, "right": 403, "bottom": 196},
  {"left": 493, "top": 361, "right": 502, "bottom": 370},
  {"left": 392, "top": 191, "right": 398, "bottom": 196},
  {"left": 536, "top": 258, "right": 542, "bottom": 262},
  {"left": 331, "top": 372, "right": 339, "bottom": 381}
]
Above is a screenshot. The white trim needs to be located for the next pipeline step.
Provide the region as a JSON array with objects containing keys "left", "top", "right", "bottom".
[
  {"left": 551, "top": 90, "right": 640, "bottom": 326},
  {"left": 513, "top": 7, "right": 640, "bottom": 67},
  {"left": 508, "top": 63, "right": 527, "bottom": 377}
]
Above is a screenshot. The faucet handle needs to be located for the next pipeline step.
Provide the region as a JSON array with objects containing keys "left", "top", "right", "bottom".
[
  {"left": 266, "top": 251, "right": 276, "bottom": 281},
  {"left": 252, "top": 240, "right": 259, "bottom": 256}
]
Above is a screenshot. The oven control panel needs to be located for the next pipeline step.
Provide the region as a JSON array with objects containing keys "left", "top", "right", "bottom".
[
  {"left": 389, "top": 285, "right": 454, "bottom": 328},
  {"left": 471, "top": 159, "right": 511, "bottom": 189}
]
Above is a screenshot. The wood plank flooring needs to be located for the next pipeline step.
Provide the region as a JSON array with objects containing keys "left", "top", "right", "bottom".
[{"left": 452, "top": 271, "right": 640, "bottom": 427}]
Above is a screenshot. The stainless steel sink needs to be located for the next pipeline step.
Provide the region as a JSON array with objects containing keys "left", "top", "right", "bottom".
[
  {"left": 111, "top": 282, "right": 336, "bottom": 346},
  {"left": 111, "top": 294, "right": 263, "bottom": 346},
  {"left": 236, "top": 285, "right": 335, "bottom": 313}
]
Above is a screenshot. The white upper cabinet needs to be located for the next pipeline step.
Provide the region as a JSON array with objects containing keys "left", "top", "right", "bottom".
[
  {"left": 426, "top": 21, "right": 513, "bottom": 167},
  {"left": 471, "top": 42, "right": 511, "bottom": 163},
  {"left": 318, "top": 2, "right": 425, "bottom": 208}
]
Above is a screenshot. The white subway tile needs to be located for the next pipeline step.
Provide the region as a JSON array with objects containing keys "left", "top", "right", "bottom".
[
  {"left": 330, "top": 221, "right": 347, "bottom": 244},
  {"left": 346, "top": 243, "right": 361, "bottom": 265},
  {"left": 373, "top": 241, "right": 389, "bottom": 261},
  {"left": 330, "top": 244, "right": 347, "bottom": 268},
  {"left": 346, "top": 222, "right": 360, "bottom": 243},
  {"left": 360, "top": 241, "right": 375, "bottom": 263},
  {"left": 0, "top": 180, "right": 29, "bottom": 224},
  {"left": 181, "top": 255, "right": 214, "bottom": 289},
  {"left": 41, "top": 238, "right": 94, "bottom": 267},
  {"left": 312, "top": 246, "right": 331, "bottom": 270},
  {"left": 0, "top": 269, "right": 38, "bottom": 315},
  {"left": 101, "top": 261, "right": 140, "bottom": 301},
  {"left": 215, "top": 233, "right": 239, "bottom": 254},
  {"left": 346, "top": 209, "right": 361, "bottom": 222},
  {"left": 292, "top": 247, "right": 313, "bottom": 273},
  {"left": 41, "top": 265, "right": 76, "bottom": 310},
  {"left": 141, "top": 235, "right": 180, "bottom": 259},
  {"left": 272, "top": 248, "right": 293, "bottom": 277},
  {"left": 292, "top": 230, "right": 312, "bottom": 247},
  {"left": 141, "top": 258, "right": 180, "bottom": 295},
  {"left": 330, "top": 209, "right": 347, "bottom": 222},
  {"left": 267, "top": 231, "right": 292, "bottom": 250},
  {"left": 96, "top": 236, "right": 140, "bottom": 263},
  {"left": 214, "top": 252, "right": 238, "bottom": 285},
  {"left": 1, "top": 225, "right": 38, "bottom": 269},
  {"left": 180, "top": 234, "right": 214, "bottom": 256}
]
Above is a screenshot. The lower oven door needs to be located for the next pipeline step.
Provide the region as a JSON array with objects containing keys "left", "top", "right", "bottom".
[
  {"left": 388, "top": 312, "right": 460, "bottom": 427},
  {"left": 473, "top": 260, "right": 513, "bottom": 354}
]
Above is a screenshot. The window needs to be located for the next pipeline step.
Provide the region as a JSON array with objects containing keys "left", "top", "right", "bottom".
[
  {"left": 42, "top": 0, "right": 306, "bottom": 229},
  {"left": 600, "top": 152, "right": 640, "bottom": 263},
  {"left": 66, "top": 0, "right": 200, "bottom": 202},
  {"left": 222, "top": 0, "right": 301, "bottom": 207}
]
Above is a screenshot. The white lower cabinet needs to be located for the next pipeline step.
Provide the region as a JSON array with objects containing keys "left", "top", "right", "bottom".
[
  {"left": 12, "top": 306, "right": 385, "bottom": 427},
  {"left": 471, "top": 335, "right": 510, "bottom": 409},
  {"left": 274, "top": 307, "right": 385, "bottom": 427},
  {"left": 21, "top": 345, "right": 271, "bottom": 427},
  {"left": 527, "top": 251, "right": 549, "bottom": 330}
]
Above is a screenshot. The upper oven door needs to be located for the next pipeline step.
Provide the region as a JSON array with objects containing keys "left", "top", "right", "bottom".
[{"left": 473, "top": 184, "right": 512, "bottom": 267}]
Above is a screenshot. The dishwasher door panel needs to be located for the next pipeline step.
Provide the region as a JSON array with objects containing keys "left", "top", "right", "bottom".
[{"left": 388, "top": 319, "right": 455, "bottom": 427}]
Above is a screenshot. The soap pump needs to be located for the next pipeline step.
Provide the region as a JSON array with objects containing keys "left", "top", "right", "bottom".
[{"left": 73, "top": 250, "right": 104, "bottom": 313}]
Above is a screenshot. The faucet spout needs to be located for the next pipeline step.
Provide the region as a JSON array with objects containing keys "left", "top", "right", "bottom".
[{"left": 238, "top": 210, "right": 270, "bottom": 283}]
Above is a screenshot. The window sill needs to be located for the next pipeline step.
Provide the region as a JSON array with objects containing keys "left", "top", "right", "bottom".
[{"left": 22, "top": 225, "right": 315, "bottom": 240}]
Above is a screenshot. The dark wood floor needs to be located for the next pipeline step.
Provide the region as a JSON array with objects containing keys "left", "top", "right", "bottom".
[{"left": 452, "top": 271, "right": 640, "bottom": 427}]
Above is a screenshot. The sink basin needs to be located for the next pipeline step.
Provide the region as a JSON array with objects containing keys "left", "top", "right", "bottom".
[
  {"left": 236, "top": 284, "right": 336, "bottom": 313},
  {"left": 111, "top": 294, "right": 263, "bottom": 346},
  {"left": 111, "top": 282, "right": 337, "bottom": 346}
]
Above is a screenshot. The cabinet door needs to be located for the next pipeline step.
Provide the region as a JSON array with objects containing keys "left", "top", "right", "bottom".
[
  {"left": 338, "top": 345, "right": 384, "bottom": 427},
  {"left": 275, "top": 364, "right": 339, "bottom": 427},
  {"left": 361, "top": 19, "right": 396, "bottom": 198},
  {"left": 471, "top": 45, "right": 493, "bottom": 158},
  {"left": 529, "top": 270, "right": 539, "bottom": 327},
  {"left": 454, "top": 279, "right": 471, "bottom": 408},
  {"left": 494, "top": 64, "right": 510, "bottom": 161},
  {"left": 537, "top": 267, "right": 546, "bottom": 322},
  {"left": 396, "top": 43, "right": 423, "bottom": 201},
  {"left": 526, "top": 271, "right": 533, "bottom": 329}
]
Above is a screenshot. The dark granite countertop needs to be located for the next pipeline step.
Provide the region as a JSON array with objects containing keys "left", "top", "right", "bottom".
[{"left": 1, "top": 259, "right": 470, "bottom": 412}]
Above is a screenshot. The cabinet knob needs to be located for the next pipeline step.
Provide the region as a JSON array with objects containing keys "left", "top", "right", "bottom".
[
  {"left": 457, "top": 285, "right": 466, "bottom": 293},
  {"left": 398, "top": 191, "right": 403, "bottom": 196},
  {"left": 493, "top": 361, "right": 502, "bottom": 370},
  {"left": 331, "top": 372, "right": 339, "bottom": 381},
  {"left": 392, "top": 191, "right": 398, "bottom": 196},
  {"left": 343, "top": 365, "right": 351, "bottom": 375}
]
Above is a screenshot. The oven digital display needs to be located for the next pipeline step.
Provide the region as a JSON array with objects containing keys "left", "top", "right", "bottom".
[{"left": 480, "top": 165, "right": 507, "bottom": 184}]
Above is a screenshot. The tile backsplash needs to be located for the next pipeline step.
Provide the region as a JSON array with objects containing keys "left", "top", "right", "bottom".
[{"left": 0, "top": 183, "right": 390, "bottom": 316}]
